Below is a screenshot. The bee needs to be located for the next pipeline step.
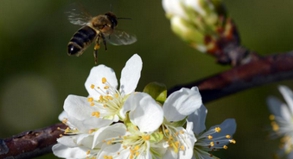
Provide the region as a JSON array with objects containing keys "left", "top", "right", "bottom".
[{"left": 67, "top": 6, "right": 137, "bottom": 64}]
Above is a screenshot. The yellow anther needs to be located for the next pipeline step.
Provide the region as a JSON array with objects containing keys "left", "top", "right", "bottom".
[
  {"left": 104, "top": 85, "right": 109, "bottom": 89},
  {"left": 269, "top": 114, "right": 275, "bottom": 120},
  {"left": 103, "top": 155, "right": 113, "bottom": 159},
  {"left": 230, "top": 139, "right": 236, "bottom": 144},
  {"left": 214, "top": 127, "right": 221, "bottom": 133},
  {"left": 102, "top": 77, "right": 107, "bottom": 84},
  {"left": 179, "top": 130, "right": 184, "bottom": 134},
  {"left": 175, "top": 132, "right": 179, "bottom": 136},
  {"left": 90, "top": 84, "right": 95, "bottom": 89},
  {"left": 142, "top": 135, "right": 150, "bottom": 141},
  {"left": 271, "top": 121, "right": 279, "bottom": 131},
  {"left": 107, "top": 140, "right": 112, "bottom": 145},
  {"left": 223, "top": 145, "right": 228, "bottom": 149},
  {"left": 180, "top": 145, "right": 185, "bottom": 151},
  {"left": 89, "top": 129, "right": 95, "bottom": 134},
  {"left": 62, "top": 118, "right": 68, "bottom": 124},
  {"left": 92, "top": 111, "right": 100, "bottom": 118},
  {"left": 86, "top": 150, "right": 91, "bottom": 155},
  {"left": 99, "top": 95, "right": 104, "bottom": 101},
  {"left": 208, "top": 135, "right": 213, "bottom": 139},
  {"left": 226, "top": 135, "right": 231, "bottom": 139},
  {"left": 175, "top": 141, "right": 180, "bottom": 147},
  {"left": 281, "top": 136, "right": 291, "bottom": 143},
  {"left": 88, "top": 97, "right": 94, "bottom": 102},
  {"left": 90, "top": 102, "right": 95, "bottom": 106},
  {"left": 64, "top": 127, "right": 71, "bottom": 134},
  {"left": 106, "top": 95, "right": 113, "bottom": 100},
  {"left": 135, "top": 145, "right": 140, "bottom": 150},
  {"left": 210, "top": 141, "right": 215, "bottom": 147}
]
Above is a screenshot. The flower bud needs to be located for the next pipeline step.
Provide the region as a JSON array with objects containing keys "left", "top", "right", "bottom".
[{"left": 163, "top": 0, "right": 240, "bottom": 60}]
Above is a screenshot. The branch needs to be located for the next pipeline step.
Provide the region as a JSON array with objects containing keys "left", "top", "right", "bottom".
[
  {"left": 0, "top": 123, "right": 66, "bottom": 159},
  {"left": 168, "top": 51, "right": 293, "bottom": 103},
  {"left": 2, "top": 52, "right": 293, "bottom": 159}
]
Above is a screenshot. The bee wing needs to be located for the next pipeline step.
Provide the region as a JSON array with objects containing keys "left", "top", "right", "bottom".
[
  {"left": 66, "top": 3, "right": 92, "bottom": 26},
  {"left": 106, "top": 30, "right": 137, "bottom": 46}
]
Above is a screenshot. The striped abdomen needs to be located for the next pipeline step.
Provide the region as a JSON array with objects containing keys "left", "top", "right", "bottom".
[{"left": 68, "top": 26, "right": 97, "bottom": 56}]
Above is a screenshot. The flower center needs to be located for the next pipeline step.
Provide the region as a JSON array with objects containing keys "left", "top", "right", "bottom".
[
  {"left": 121, "top": 128, "right": 150, "bottom": 158},
  {"left": 163, "top": 124, "right": 188, "bottom": 153},
  {"left": 194, "top": 126, "right": 236, "bottom": 157},
  {"left": 88, "top": 77, "right": 125, "bottom": 120}
]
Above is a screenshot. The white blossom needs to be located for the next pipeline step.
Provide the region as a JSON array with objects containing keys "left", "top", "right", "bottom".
[
  {"left": 190, "top": 105, "right": 236, "bottom": 158},
  {"left": 267, "top": 85, "right": 293, "bottom": 158}
]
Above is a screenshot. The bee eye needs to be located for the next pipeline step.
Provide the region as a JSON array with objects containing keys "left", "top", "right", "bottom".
[{"left": 105, "top": 12, "right": 118, "bottom": 28}]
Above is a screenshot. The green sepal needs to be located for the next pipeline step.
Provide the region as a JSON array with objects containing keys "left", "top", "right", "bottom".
[{"left": 143, "top": 82, "right": 167, "bottom": 104}]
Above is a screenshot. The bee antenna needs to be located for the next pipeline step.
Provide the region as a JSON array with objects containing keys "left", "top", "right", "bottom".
[{"left": 117, "top": 17, "right": 132, "bottom": 20}]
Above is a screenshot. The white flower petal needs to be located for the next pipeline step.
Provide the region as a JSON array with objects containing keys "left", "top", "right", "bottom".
[
  {"left": 162, "top": 0, "right": 188, "bottom": 19},
  {"left": 128, "top": 93, "right": 163, "bottom": 132},
  {"left": 119, "top": 54, "right": 142, "bottom": 95},
  {"left": 52, "top": 143, "right": 87, "bottom": 158},
  {"left": 279, "top": 103, "right": 292, "bottom": 122},
  {"left": 185, "top": 0, "right": 206, "bottom": 16},
  {"left": 267, "top": 97, "right": 292, "bottom": 122},
  {"left": 164, "top": 87, "right": 202, "bottom": 122},
  {"left": 163, "top": 149, "right": 178, "bottom": 159},
  {"left": 58, "top": 111, "right": 68, "bottom": 121},
  {"left": 64, "top": 95, "right": 112, "bottom": 131},
  {"left": 188, "top": 104, "right": 207, "bottom": 135},
  {"left": 120, "top": 92, "right": 144, "bottom": 119},
  {"left": 76, "top": 134, "right": 93, "bottom": 148},
  {"left": 56, "top": 136, "right": 78, "bottom": 147},
  {"left": 64, "top": 95, "right": 95, "bottom": 121},
  {"left": 210, "top": 118, "right": 236, "bottom": 140},
  {"left": 85, "top": 64, "right": 118, "bottom": 99},
  {"left": 279, "top": 85, "right": 293, "bottom": 114},
  {"left": 98, "top": 144, "right": 129, "bottom": 159},
  {"left": 178, "top": 122, "right": 196, "bottom": 159},
  {"left": 267, "top": 96, "right": 285, "bottom": 117},
  {"left": 92, "top": 123, "right": 126, "bottom": 149}
]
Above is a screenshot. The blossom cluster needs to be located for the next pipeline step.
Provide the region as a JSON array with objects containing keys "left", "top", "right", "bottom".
[
  {"left": 53, "top": 54, "right": 236, "bottom": 159},
  {"left": 267, "top": 86, "right": 293, "bottom": 158}
]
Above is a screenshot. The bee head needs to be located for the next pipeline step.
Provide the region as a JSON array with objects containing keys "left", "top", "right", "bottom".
[{"left": 105, "top": 12, "right": 118, "bottom": 29}]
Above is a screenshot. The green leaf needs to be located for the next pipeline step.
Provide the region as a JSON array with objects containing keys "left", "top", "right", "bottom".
[{"left": 143, "top": 82, "right": 167, "bottom": 104}]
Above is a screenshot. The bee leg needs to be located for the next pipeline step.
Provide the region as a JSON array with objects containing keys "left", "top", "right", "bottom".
[
  {"left": 93, "top": 49, "right": 98, "bottom": 64},
  {"left": 94, "top": 42, "right": 100, "bottom": 64},
  {"left": 100, "top": 33, "right": 107, "bottom": 50}
]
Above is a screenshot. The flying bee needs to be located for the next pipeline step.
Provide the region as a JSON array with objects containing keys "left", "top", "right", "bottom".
[{"left": 67, "top": 6, "right": 137, "bottom": 64}]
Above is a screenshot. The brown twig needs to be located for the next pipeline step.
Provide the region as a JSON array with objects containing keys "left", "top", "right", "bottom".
[
  {"left": 0, "top": 123, "right": 66, "bottom": 159},
  {"left": 168, "top": 51, "right": 293, "bottom": 103}
]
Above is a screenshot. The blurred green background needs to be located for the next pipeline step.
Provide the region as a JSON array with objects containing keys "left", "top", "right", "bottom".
[{"left": 1, "top": 0, "right": 293, "bottom": 158}]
